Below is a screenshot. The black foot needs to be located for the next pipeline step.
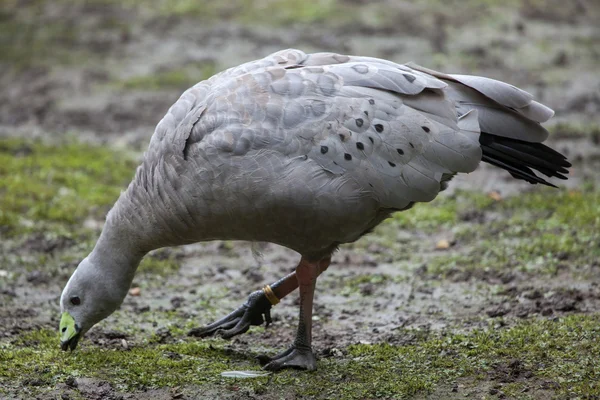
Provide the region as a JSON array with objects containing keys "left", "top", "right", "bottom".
[
  {"left": 188, "top": 290, "right": 272, "bottom": 339},
  {"left": 258, "top": 346, "right": 317, "bottom": 371}
]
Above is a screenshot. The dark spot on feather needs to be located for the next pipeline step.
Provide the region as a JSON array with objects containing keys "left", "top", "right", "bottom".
[
  {"left": 388, "top": 161, "right": 396, "bottom": 167},
  {"left": 368, "top": 137, "right": 374, "bottom": 144},
  {"left": 356, "top": 118, "right": 364, "bottom": 127},
  {"left": 369, "top": 99, "right": 375, "bottom": 105},
  {"left": 320, "top": 146, "right": 328, "bottom": 154},
  {"left": 375, "top": 124, "right": 383, "bottom": 133},
  {"left": 356, "top": 142, "right": 364, "bottom": 150},
  {"left": 397, "top": 148, "right": 404, "bottom": 155},
  {"left": 183, "top": 136, "right": 192, "bottom": 160},
  {"left": 409, "top": 142, "right": 415, "bottom": 148},
  {"left": 344, "top": 153, "right": 352, "bottom": 161},
  {"left": 403, "top": 73, "right": 416, "bottom": 83},
  {"left": 339, "top": 134, "right": 346, "bottom": 141},
  {"left": 422, "top": 126, "right": 430, "bottom": 133},
  {"left": 364, "top": 110, "right": 368, "bottom": 116},
  {"left": 369, "top": 183, "right": 373, "bottom": 188}
]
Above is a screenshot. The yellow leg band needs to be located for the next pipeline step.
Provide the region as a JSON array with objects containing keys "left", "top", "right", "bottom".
[{"left": 262, "top": 285, "right": 280, "bottom": 306}]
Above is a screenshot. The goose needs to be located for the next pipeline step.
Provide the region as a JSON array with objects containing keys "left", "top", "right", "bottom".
[{"left": 59, "top": 49, "right": 570, "bottom": 371}]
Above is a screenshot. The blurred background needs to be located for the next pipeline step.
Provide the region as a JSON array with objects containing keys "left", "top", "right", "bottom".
[
  {"left": 1, "top": 1, "right": 600, "bottom": 399},
  {"left": 1, "top": 0, "right": 598, "bottom": 146}
]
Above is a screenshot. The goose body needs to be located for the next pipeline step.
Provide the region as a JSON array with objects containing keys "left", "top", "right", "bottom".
[{"left": 59, "top": 49, "right": 570, "bottom": 369}]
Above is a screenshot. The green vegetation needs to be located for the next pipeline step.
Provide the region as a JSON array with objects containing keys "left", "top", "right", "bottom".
[
  {"left": 117, "top": 62, "right": 219, "bottom": 91},
  {"left": 0, "top": 138, "right": 136, "bottom": 234},
  {"left": 0, "top": 134, "right": 598, "bottom": 398},
  {"left": 336, "top": 273, "right": 398, "bottom": 296},
  {"left": 156, "top": 0, "right": 342, "bottom": 25},
  {"left": 2, "top": 314, "right": 598, "bottom": 398},
  {"left": 391, "top": 191, "right": 494, "bottom": 231},
  {"left": 423, "top": 187, "right": 600, "bottom": 278},
  {"left": 2, "top": 0, "right": 599, "bottom": 397},
  {"left": 138, "top": 249, "right": 183, "bottom": 276},
  {"left": 549, "top": 121, "right": 600, "bottom": 140},
  {"left": 349, "top": 183, "right": 599, "bottom": 278}
]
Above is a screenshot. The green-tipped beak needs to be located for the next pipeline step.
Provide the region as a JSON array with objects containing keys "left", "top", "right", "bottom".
[{"left": 60, "top": 312, "right": 81, "bottom": 351}]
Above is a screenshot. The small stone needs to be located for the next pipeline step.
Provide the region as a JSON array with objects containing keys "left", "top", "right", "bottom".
[
  {"left": 121, "top": 339, "right": 128, "bottom": 349},
  {"left": 155, "top": 327, "right": 172, "bottom": 343},
  {"left": 487, "top": 306, "right": 509, "bottom": 318},
  {"left": 65, "top": 376, "right": 78, "bottom": 388},
  {"left": 555, "top": 298, "right": 576, "bottom": 312},
  {"left": 524, "top": 289, "right": 543, "bottom": 300},
  {"left": 129, "top": 287, "right": 141, "bottom": 296},
  {"left": 25, "top": 378, "right": 45, "bottom": 386},
  {"left": 516, "top": 308, "right": 530, "bottom": 318},
  {"left": 136, "top": 305, "right": 150, "bottom": 313},
  {"left": 170, "top": 296, "right": 185, "bottom": 309},
  {"left": 103, "top": 330, "right": 128, "bottom": 340}
]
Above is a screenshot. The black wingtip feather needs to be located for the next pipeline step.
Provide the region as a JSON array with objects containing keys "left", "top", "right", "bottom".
[{"left": 479, "top": 133, "right": 570, "bottom": 188}]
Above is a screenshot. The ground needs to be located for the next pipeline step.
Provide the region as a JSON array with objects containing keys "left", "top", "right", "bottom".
[{"left": 1, "top": 0, "right": 600, "bottom": 399}]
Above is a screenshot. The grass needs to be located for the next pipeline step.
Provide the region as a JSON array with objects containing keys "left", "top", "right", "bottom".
[
  {"left": 0, "top": 138, "right": 138, "bottom": 284},
  {"left": 422, "top": 187, "right": 600, "bottom": 278},
  {"left": 350, "top": 184, "right": 600, "bottom": 279},
  {"left": 390, "top": 190, "right": 495, "bottom": 231},
  {"left": 117, "top": 62, "right": 219, "bottom": 91},
  {"left": 1, "top": 314, "right": 598, "bottom": 398},
  {"left": 0, "top": 136, "right": 598, "bottom": 398},
  {"left": 138, "top": 249, "right": 183, "bottom": 276},
  {"left": 0, "top": 138, "right": 136, "bottom": 234}
]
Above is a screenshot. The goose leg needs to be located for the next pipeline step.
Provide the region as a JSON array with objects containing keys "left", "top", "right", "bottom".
[
  {"left": 259, "top": 257, "right": 322, "bottom": 371},
  {"left": 189, "top": 257, "right": 330, "bottom": 339}
]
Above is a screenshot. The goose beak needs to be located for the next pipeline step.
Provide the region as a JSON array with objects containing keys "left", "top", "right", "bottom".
[{"left": 59, "top": 312, "right": 81, "bottom": 351}]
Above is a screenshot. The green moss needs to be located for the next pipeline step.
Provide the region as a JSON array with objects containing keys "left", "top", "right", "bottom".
[
  {"left": 117, "top": 63, "right": 219, "bottom": 91},
  {"left": 2, "top": 315, "right": 599, "bottom": 398},
  {"left": 503, "top": 187, "right": 600, "bottom": 229},
  {"left": 138, "top": 249, "right": 182, "bottom": 276},
  {"left": 0, "top": 1, "right": 112, "bottom": 68},
  {"left": 390, "top": 191, "right": 494, "bottom": 231},
  {"left": 129, "top": 0, "right": 343, "bottom": 26},
  {"left": 0, "top": 138, "right": 136, "bottom": 234},
  {"left": 424, "top": 187, "right": 600, "bottom": 278},
  {"left": 335, "top": 273, "right": 402, "bottom": 296}
]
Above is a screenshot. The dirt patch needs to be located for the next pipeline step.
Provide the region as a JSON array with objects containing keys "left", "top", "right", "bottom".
[{"left": 1, "top": 1, "right": 600, "bottom": 399}]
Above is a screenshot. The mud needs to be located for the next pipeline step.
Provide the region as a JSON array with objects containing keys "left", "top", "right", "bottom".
[{"left": 1, "top": 0, "right": 600, "bottom": 399}]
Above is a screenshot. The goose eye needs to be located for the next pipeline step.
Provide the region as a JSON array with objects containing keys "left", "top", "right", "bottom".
[{"left": 70, "top": 296, "right": 81, "bottom": 306}]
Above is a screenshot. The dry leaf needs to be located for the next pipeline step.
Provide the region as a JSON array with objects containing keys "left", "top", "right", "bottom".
[
  {"left": 435, "top": 239, "right": 451, "bottom": 250},
  {"left": 129, "top": 287, "right": 141, "bottom": 296},
  {"left": 488, "top": 190, "right": 502, "bottom": 201}
]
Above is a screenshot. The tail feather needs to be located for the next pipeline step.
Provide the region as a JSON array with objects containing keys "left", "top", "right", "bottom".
[
  {"left": 479, "top": 133, "right": 571, "bottom": 187},
  {"left": 405, "top": 62, "right": 571, "bottom": 187}
]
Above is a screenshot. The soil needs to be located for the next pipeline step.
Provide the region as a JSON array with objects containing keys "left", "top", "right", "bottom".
[{"left": 1, "top": 0, "right": 599, "bottom": 399}]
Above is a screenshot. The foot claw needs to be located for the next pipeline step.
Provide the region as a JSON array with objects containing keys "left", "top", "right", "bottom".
[{"left": 188, "top": 290, "right": 272, "bottom": 339}]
